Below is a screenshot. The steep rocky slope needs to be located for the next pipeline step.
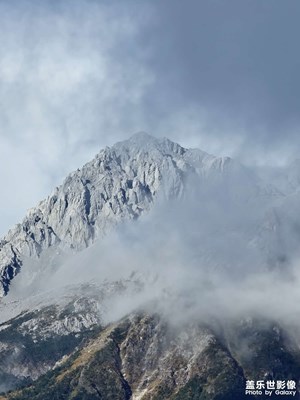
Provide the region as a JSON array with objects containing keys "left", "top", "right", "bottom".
[{"left": 0, "top": 133, "right": 243, "bottom": 296}]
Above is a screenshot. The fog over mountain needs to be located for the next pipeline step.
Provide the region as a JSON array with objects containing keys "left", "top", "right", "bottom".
[
  {"left": 1, "top": 134, "right": 300, "bottom": 398},
  {"left": 1, "top": 1, "right": 300, "bottom": 398},
  {"left": 1, "top": 133, "right": 300, "bottom": 326}
]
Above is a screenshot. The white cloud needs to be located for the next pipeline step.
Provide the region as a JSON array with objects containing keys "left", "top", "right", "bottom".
[{"left": 6, "top": 172, "right": 300, "bottom": 330}]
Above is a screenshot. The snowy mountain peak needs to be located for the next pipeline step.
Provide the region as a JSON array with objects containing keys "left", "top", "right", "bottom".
[{"left": 0, "top": 133, "right": 279, "bottom": 297}]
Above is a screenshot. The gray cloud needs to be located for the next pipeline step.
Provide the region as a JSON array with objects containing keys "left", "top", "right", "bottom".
[
  {"left": 1, "top": 0, "right": 300, "bottom": 234},
  {"left": 140, "top": 0, "right": 300, "bottom": 163}
]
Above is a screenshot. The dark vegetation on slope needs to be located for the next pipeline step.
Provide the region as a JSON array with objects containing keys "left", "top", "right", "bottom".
[{"left": 1, "top": 314, "right": 299, "bottom": 400}]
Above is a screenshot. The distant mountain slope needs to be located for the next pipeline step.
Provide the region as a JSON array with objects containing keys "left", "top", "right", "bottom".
[{"left": 2, "top": 311, "right": 300, "bottom": 400}]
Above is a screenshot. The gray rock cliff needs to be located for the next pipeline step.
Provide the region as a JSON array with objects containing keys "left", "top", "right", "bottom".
[{"left": 0, "top": 133, "right": 235, "bottom": 296}]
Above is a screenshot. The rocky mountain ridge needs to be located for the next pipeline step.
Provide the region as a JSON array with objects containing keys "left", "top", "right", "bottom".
[{"left": 0, "top": 132, "right": 246, "bottom": 296}]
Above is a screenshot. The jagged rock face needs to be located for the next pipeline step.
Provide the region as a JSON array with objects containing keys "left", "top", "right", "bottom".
[
  {"left": 4, "top": 313, "right": 300, "bottom": 400},
  {"left": 0, "top": 133, "right": 235, "bottom": 296}
]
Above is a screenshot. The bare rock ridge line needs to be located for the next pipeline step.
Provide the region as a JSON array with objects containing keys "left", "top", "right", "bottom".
[{"left": 0, "top": 132, "right": 230, "bottom": 296}]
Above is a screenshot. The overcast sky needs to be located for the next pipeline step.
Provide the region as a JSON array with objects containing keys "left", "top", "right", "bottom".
[{"left": 0, "top": 0, "right": 300, "bottom": 235}]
